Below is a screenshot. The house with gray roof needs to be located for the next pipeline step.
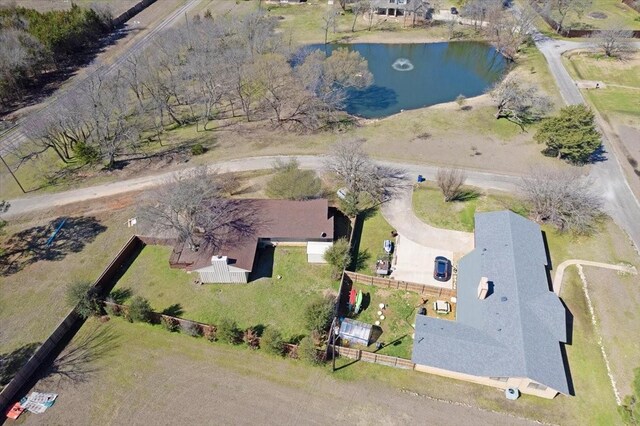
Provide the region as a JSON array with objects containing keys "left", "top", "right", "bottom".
[{"left": 412, "top": 211, "right": 570, "bottom": 399}]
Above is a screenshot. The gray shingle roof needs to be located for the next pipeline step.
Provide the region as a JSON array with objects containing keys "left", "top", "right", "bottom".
[{"left": 412, "top": 211, "right": 570, "bottom": 395}]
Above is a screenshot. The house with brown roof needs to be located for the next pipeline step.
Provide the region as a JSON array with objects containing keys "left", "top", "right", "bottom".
[{"left": 169, "top": 199, "right": 335, "bottom": 283}]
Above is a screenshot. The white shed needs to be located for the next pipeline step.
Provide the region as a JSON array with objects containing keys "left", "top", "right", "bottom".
[{"left": 306, "top": 241, "right": 333, "bottom": 263}]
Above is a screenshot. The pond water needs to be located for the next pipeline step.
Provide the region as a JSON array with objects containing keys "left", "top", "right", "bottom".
[{"left": 311, "top": 42, "right": 507, "bottom": 118}]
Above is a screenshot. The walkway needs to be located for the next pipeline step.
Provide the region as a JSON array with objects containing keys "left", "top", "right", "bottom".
[{"left": 552, "top": 259, "right": 638, "bottom": 295}]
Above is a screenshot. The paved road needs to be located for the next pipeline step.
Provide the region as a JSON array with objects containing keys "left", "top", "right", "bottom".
[
  {"left": 531, "top": 32, "right": 640, "bottom": 251},
  {"left": 0, "top": 0, "right": 201, "bottom": 156},
  {"left": 2, "top": 155, "right": 523, "bottom": 219}
]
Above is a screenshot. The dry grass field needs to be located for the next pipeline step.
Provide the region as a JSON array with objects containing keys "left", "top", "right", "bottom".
[{"left": 0, "top": 0, "right": 140, "bottom": 16}]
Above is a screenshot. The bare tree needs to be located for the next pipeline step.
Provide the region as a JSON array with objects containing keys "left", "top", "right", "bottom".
[
  {"left": 351, "top": 1, "right": 368, "bottom": 31},
  {"left": 592, "top": 23, "right": 634, "bottom": 58},
  {"left": 436, "top": 168, "right": 467, "bottom": 202},
  {"left": 489, "top": 76, "right": 553, "bottom": 128},
  {"left": 520, "top": 168, "right": 603, "bottom": 234},
  {"left": 485, "top": 3, "right": 537, "bottom": 61},
  {"left": 544, "top": 0, "right": 592, "bottom": 34},
  {"left": 139, "top": 168, "right": 258, "bottom": 251},
  {"left": 322, "top": 9, "right": 339, "bottom": 45},
  {"left": 365, "top": 0, "right": 377, "bottom": 31},
  {"left": 325, "top": 139, "right": 407, "bottom": 213}
]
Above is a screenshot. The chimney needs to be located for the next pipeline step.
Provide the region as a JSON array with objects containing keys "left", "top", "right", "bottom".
[{"left": 478, "top": 277, "right": 489, "bottom": 300}]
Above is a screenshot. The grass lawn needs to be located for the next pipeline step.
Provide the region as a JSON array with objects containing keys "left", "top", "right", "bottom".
[
  {"left": 347, "top": 286, "right": 420, "bottom": 359},
  {"left": 0, "top": 207, "right": 135, "bottom": 376},
  {"left": 113, "top": 245, "right": 339, "bottom": 340},
  {"left": 553, "top": 0, "right": 640, "bottom": 30},
  {"left": 563, "top": 50, "right": 640, "bottom": 125},
  {"left": 412, "top": 183, "right": 529, "bottom": 232},
  {"left": 352, "top": 209, "right": 394, "bottom": 274}
]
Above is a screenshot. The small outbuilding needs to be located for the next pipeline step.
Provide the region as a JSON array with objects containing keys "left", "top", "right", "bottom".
[{"left": 339, "top": 318, "right": 373, "bottom": 346}]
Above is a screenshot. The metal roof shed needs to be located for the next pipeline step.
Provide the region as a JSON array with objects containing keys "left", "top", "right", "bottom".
[{"left": 339, "top": 319, "right": 373, "bottom": 346}]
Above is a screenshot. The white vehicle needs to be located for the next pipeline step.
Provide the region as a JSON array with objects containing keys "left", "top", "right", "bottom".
[
  {"left": 383, "top": 240, "right": 393, "bottom": 254},
  {"left": 337, "top": 188, "right": 348, "bottom": 200}
]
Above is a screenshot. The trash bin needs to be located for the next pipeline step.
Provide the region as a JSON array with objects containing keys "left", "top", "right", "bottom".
[{"left": 417, "top": 174, "right": 425, "bottom": 183}]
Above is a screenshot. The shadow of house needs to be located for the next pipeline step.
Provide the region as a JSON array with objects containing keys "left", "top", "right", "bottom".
[
  {"left": 168, "top": 199, "right": 335, "bottom": 283},
  {"left": 0, "top": 216, "right": 107, "bottom": 277}
]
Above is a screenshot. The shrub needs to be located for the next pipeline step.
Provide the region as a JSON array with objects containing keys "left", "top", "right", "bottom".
[
  {"left": 182, "top": 322, "right": 202, "bottom": 337},
  {"left": 126, "top": 296, "right": 153, "bottom": 323},
  {"left": 204, "top": 326, "right": 217, "bottom": 342},
  {"left": 297, "top": 337, "right": 322, "bottom": 365},
  {"left": 243, "top": 327, "right": 260, "bottom": 350},
  {"left": 260, "top": 328, "right": 285, "bottom": 356},
  {"left": 104, "top": 297, "right": 121, "bottom": 317},
  {"left": 65, "top": 281, "right": 100, "bottom": 319},
  {"left": 323, "top": 238, "right": 351, "bottom": 279},
  {"left": 191, "top": 143, "right": 206, "bottom": 155},
  {"left": 217, "top": 318, "right": 241, "bottom": 344},
  {"left": 266, "top": 159, "right": 322, "bottom": 200},
  {"left": 161, "top": 316, "right": 180, "bottom": 332},
  {"left": 304, "top": 298, "right": 334, "bottom": 333}
]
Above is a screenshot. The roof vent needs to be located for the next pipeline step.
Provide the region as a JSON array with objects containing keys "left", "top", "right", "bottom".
[
  {"left": 501, "top": 296, "right": 508, "bottom": 302},
  {"left": 477, "top": 277, "right": 490, "bottom": 300},
  {"left": 321, "top": 232, "right": 327, "bottom": 238}
]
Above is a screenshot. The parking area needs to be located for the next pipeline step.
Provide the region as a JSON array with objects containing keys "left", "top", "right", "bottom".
[{"left": 390, "top": 234, "right": 455, "bottom": 289}]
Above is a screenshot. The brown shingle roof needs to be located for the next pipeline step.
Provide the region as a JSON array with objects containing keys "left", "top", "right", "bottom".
[{"left": 171, "top": 199, "right": 334, "bottom": 272}]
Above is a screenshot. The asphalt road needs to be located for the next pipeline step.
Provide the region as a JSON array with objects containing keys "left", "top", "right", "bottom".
[
  {"left": 0, "top": 0, "right": 201, "bottom": 156},
  {"left": 532, "top": 33, "right": 640, "bottom": 251}
]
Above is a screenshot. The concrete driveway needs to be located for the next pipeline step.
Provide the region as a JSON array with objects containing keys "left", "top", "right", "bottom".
[{"left": 391, "top": 234, "right": 455, "bottom": 289}]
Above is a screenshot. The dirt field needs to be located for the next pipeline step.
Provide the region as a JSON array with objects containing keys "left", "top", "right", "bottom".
[{"left": 18, "top": 319, "right": 538, "bottom": 426}]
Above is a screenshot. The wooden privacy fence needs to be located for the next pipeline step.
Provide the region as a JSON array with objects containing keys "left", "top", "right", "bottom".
[
  {"left": 345, "top": 271, "right": 456, "bottom": 299},
  {"left": 333, "top": 346, "right": 415, "bottom": 370},
  {"left": 0, "top": 235, "right": 143, "bottom": 413}
]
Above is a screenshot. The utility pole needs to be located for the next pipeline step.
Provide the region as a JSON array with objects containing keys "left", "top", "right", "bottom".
[{"left": 0, "top": 153, "right": 25, "bottom": 194}]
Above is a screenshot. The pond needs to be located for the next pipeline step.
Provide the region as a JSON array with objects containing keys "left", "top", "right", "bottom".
[{"left": 311, "top": 42, "right": 507, "bottom": 118}]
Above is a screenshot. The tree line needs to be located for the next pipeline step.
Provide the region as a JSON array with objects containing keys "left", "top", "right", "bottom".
[
  {"left": 0, "top": 3, "right": 113, "bottom": 112},
  {"left": 18, "top": 11, "right": 373, "bottom": 170}
]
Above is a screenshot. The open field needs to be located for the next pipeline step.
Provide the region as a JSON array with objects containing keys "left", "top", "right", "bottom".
[
  {"left": 582, "top": 266, "right": 640, "bottom": 398},
  {"left": 113, "top": 245, "right": 339, "bottom": 340},
  {"left": 412, "top": 183, "right": 528, "bottom": 232},
  {"left": 18, "top": 318, "right": 544, "bottom": 426}
]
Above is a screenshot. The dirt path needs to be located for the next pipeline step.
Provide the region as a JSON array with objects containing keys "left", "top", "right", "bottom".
[
  {"left": 552, "top": 259, "right": 637, "bottom": 295},
  {"left": 3, "top": 155, "right": 522, "bottom": 219}
]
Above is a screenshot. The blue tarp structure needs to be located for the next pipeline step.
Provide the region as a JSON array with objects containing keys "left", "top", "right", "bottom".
[{"left": 339, "top": 318, "right": 373, "bottom": 346}]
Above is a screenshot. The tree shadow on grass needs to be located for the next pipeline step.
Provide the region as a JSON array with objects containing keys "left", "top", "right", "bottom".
[
  {"left": 0, "top": 343, "right": 41, "bottom": 386},
  {"left": 108, "top": 288, "right": 133, "bottom": 304},
  {"left": 161, "top": 304, "right": 184, "bottom": 317},
  {"left": 0, "top": 216, "right": 107, "bottom": 277},
  {"left": 42, "top": 324, "right": 120, "bottom": 386},
  {"left": 352, "top": 249, "right": 372, "bottom": 272},
  {"left": 451, "top": 189, "right": 481, "bottom": 202}
]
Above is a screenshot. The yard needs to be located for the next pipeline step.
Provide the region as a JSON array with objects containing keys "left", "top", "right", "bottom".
[
  {"left": 13, "top": 263, "right": 628, "bottom": 425},
  {"left": 412, "top": 183, "right": 528, "bottom": 232},
  {"left": 563, "top": 50, "right": 640, "bottom": 126},
  {"left": 112, "top": 245, "right": 340, "bottom": 340},
  {"left": 351, "top": 209, "right": 395, "bottom": 274},
  {"left": 546, "top": 0, "right": 640, "bottom": 30}
]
